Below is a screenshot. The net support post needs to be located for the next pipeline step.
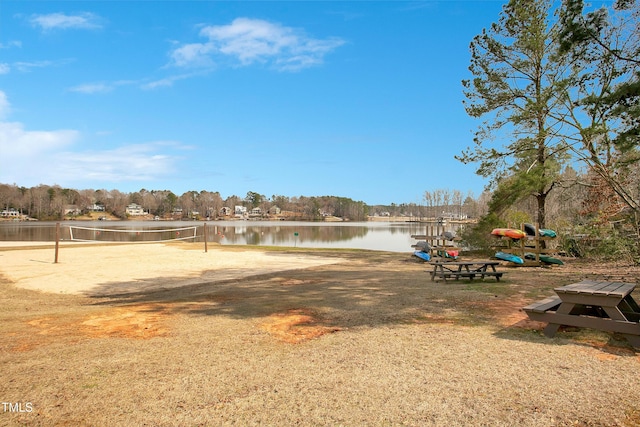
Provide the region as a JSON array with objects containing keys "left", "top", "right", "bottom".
[
  {"left": 54, "top": 222, "right": 60, "bottom": 263},
  {"left": 203, "top": 223, "right": 208, "bottom": 253}
]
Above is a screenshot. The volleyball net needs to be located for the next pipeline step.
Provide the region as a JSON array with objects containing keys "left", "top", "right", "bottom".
[{"left": 67, "top": 225, "right": 200, "bottom": 243}]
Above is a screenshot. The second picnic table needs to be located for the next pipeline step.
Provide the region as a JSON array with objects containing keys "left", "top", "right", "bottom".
[
  {"left": 428, "top": 260, "right": 503, "bottom": 282},
  {"left": 523, "top": 280, "right": 640, "bottom": 348}
]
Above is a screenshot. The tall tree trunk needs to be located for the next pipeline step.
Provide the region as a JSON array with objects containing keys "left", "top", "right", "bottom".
[{"left": 536, "top": 193, "right": 546, "bottom": 229}]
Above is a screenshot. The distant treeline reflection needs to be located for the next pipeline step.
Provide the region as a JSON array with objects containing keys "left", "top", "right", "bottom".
[{"left": 216, "top": 224, "right": 370, "bottom": 245}]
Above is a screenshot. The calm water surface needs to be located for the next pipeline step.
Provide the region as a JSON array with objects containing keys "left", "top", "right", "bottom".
[{"left": 0, "top": 221, "right": 463, "bottom": 253}]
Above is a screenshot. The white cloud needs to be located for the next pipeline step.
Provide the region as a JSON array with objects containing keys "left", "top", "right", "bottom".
[
  {"left": 170, "top": 17, "right": 345, "bottom": 72},
  {"left": 68, "top": 18, "right": 340, "bottom": 94},
  {"left": 0, "top": 40, "right": 22, "bottom": 49},
  {"left": 170, "top": 43, "right": 217, "bottom": 68},
  {"left": 29, "top": 12, "right": 103, "bottom": 31},
  {"left": 0, "top": 92, "right": 182, "bottom": 186},
  {"left": 68, "top": 79, "right": 139, "bottom": 94},
  {"left": 69, "top": 82, "right": 113, "bottom": 94},
  {"left": 71, "top": 73, "right": 207, "bottom": 93},
  {"left": 0, "top": 121, "right": 78, "bottom": 156},
  {"left": 60, "top": 143, "right": 180, "bottom": 182},
  {"left": 141, "top": 78, "right": 174, "bottom": 90},
  {"left": 0, "top": 92, "right": 11, "bottom": 119},
  {"left": 141, "top": 71, "right": 207, "bottom": 90},
  {"left": 1, "top": 124, "right": 183, "bottom": 185},
  {"left": 0, "top": 121, "right": 80, "bottom": 185},
  {"left": 202, "top": 18, "right": 297, "bottom": 64},
  {"left": 13, "top": 60, "right": 56, "bottom": 73},
  {"left": 0, "top": 59, "right": 72, "bottom": 74},
  {"left": 0, "top": 92, "right": 78, "bottom": 162}
]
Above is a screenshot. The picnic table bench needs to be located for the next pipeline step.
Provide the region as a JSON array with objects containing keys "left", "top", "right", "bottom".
[
  {"left": 428, "top": 260, "right": 503, "bottom": 282},
  {"left": 523, "top": 280, "right": 640, "bottom": 348}
]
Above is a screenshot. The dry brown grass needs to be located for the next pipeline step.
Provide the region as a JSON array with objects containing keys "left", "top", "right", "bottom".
[{"left": 1, "top": 244, "right": 640, "bottom": 426}]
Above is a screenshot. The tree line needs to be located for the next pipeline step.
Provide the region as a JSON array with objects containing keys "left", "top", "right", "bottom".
[
  {"left": 0, "top": 184, "right": 379, "bottom": 221},
  {"left": 0, "top": 181, "right": 500, "bottom": 222}
]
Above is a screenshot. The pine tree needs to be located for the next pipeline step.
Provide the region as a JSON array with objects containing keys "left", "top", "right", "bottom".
[{"left": 458, "top": 0, "right": 569, "bottom": 228}]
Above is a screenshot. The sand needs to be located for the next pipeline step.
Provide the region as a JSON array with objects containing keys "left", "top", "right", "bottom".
[{"left": 0, "top": 242, "right": 343, "bottom": 296}]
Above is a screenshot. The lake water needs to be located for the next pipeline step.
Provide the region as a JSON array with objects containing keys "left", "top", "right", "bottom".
[{"left": 0, "top": 220, "right": 464, "bottom": 253}]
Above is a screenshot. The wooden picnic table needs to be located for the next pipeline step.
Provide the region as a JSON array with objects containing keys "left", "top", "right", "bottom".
[
  {"left": 523, "top": 280, "right": 640, "bottom": 348},
  {"left": 428, "top": 260, "right": 503, "bottom": 282}
]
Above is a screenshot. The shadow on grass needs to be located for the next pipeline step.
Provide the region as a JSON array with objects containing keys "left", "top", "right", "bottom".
[
  {"left": 84, "top": 252, "right": 504, "bottom": 331},
  {"left": 83, "top": 249, "right": 634, "bottom": 347},
  {"left": 493, "top": 323, "right": 640, "bottom": 355}
]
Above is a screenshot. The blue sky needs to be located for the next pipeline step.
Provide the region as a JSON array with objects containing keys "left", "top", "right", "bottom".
[{"left": 0, "top": 1, "right": 506, "bottom": 205}]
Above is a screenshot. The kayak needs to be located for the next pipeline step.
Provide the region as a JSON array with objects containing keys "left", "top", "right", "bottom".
[
  {"left": 491, "top": 228, "right": 527, "bottom": 239},
  {"left": 436, "top": 250, "right": 459, "bottom": 259},
  {"left": 414, "top": 241, "right": 431, "bottom": 252},
  {"left": 495, "top": 251, "right": 524, "bottom": 264},
  {"left": 540, "top": 229, "right": 557, "bottom": 238},
  {"left": 539, "top": 254, "right": 563, "bottom": 265},
  {"left": 443, "top": 231, "right": 456, "bottom": 240},
  {"left": 413, "top": 251, "right": 431, "bottom": 261},
  {"left": 447, "top": 250, "right": 459, "bottom": 258},
  {"left": 524, "top": 224, "right": 557, "bottom": 238},
  {"left": 524, "top": 224, "right": 537, "bottom": 236},
  {"left": 524, "top": 253, "right": 564, "bottom": 265}
]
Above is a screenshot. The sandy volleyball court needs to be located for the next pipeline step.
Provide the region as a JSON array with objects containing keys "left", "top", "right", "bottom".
[{"left": 0, "top": 242, "right": 343, "bottom": 295}]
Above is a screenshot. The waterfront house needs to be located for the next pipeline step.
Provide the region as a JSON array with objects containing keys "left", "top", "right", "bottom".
[
  {"left": 64, "top": 205, "right": 82, "bottom": 216},
  {"left": 235, "top": 206, "right": 247, "bottom": 218},
  {"left": 268, "top": 206, "right": 281, "bottom": 215},
  {"left": 1, "top": 209, "right": 20, "bottom": 219},
  {"left": 88, "top": 204, "right": 105, "bottom": 212},
  {"left": 125, "top": 203, "right": 145, "bottom": 216}
]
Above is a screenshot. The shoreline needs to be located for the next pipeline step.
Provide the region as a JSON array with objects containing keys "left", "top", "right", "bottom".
[{"left": 1, "top": 216, "right": 475, "bottom": 223}]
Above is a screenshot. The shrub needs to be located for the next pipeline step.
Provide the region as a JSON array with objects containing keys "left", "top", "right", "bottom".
[{"left": 459, "top": 213, "right": 504, "bottom": 255}]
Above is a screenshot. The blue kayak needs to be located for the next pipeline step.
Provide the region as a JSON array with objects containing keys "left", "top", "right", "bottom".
[
  {"left": 413, "top": 251, "right": 431, "bottom": 261},
  {"left": 495, "top": 251, "right": 524, "bottom": 264}
]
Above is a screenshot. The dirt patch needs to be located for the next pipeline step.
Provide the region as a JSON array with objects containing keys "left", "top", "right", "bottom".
[
  {"left": 259, "top": 308, "right": 342, "bottom": 343},
  {"left": 18, "top": 302, "right": 342, "bottom": 350},
  {"left": 79, "top": 305, "right": 170, "bottom": 339},
  {"left": 12, "top": 305, "right": 170, "bottom": 352}
]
